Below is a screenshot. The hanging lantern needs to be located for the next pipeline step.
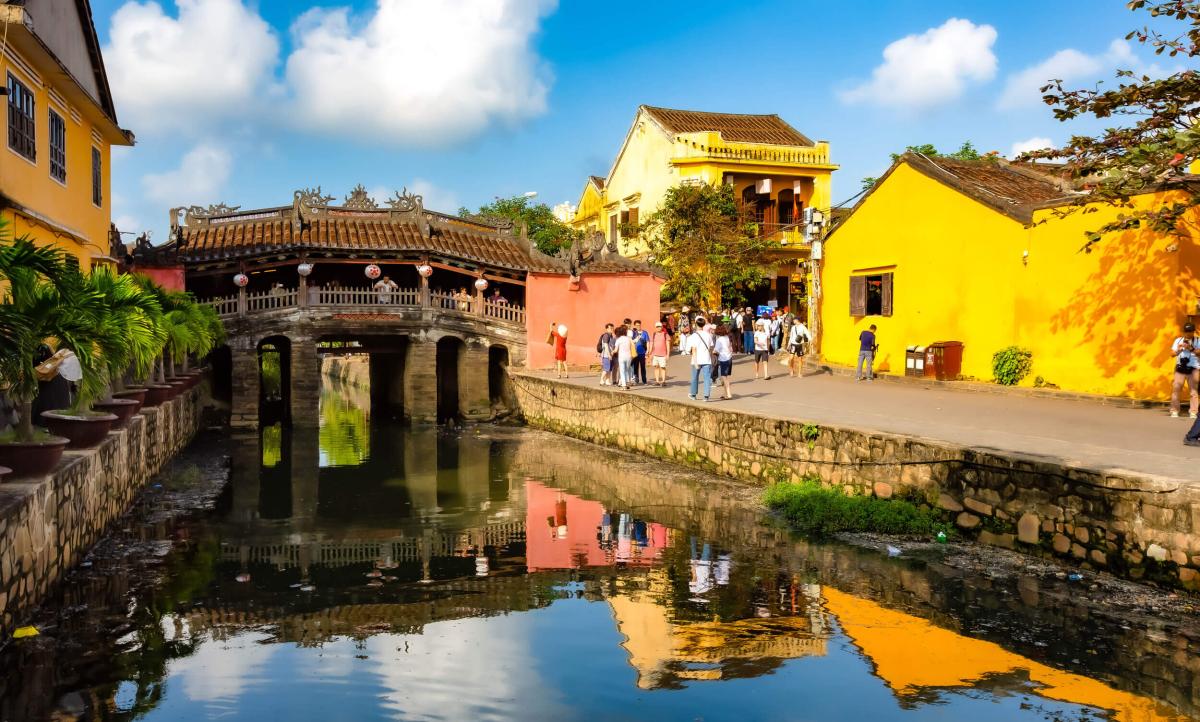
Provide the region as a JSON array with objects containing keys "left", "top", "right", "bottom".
[
  {"left": 416, "top": 264, "right": 433, "bottom": 278},
  {"left": 474, "top": 277, "right": 489, "bottom": 292},
  {"left": 297, "top": 263, "right": 314, "bottom": 277},
  {"left": 233, "top": 273, "right": 249, "bottom": 287},
  {"left": 364, "top": 264, "right": 382, "bottom": 280}
]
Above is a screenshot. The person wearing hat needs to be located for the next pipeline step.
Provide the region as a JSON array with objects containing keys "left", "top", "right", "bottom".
[
  {"left": 650, "top": 320, "right": 671, "bottom": 386},
  {"left": 1171, "top": 322, "right": 1200, "bottom": 418}
]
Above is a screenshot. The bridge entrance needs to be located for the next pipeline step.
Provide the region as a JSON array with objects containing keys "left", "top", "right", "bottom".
[
  {"left": 258, "top": 336, "right": 292, "bottom": 425},
  {"left": 436, "top": 337, "right": 464, "bottom": 423}
]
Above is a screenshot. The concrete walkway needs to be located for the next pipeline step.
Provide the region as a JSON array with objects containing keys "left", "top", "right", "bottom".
[{"left": 546, "top": 354, "right": 1199, "bottom": 483}]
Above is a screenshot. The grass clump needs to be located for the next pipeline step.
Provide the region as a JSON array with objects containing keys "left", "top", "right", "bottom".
[{"left": 764, "top": 479, "right": 951, "bottom": 538}]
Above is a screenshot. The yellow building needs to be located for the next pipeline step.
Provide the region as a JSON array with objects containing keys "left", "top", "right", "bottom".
[
  {"left": 572, "top": 105, "right": 837, "bottom": 308},
  {"left": 0, "top": 0, "right": 133, "bottom": 270},
  {"left": 820, "top": 152, "right": 1200, "bottom": 400}
]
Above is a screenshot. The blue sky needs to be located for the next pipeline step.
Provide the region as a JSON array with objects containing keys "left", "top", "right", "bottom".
[{"left": 89, "top": 0, "right": 1181, "bottom": 241}]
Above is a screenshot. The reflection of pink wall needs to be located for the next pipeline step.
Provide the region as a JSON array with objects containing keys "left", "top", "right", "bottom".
[
  {"left": 526, "top": 480, "right": 608, "bottom": 571},
  {"left": 525, "top": 480, "right": 666, "bottom": 571},
  {"left": 132, "top": 266, "right": 185, "bottom": 291},
  {"left": 525, "top": 272, "right": 663, "bottom": 369}
]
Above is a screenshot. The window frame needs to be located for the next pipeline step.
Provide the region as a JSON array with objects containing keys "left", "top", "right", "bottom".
[
  {"left": 91, "top": 146, "right": 103, "bottom": 207},
  {"left": 850, "top": 272, "right": 893, "bottom": 317},
  {"left": 49, "top": 108, "right": 67, "bottom": 184},
  {"left": 7, "top": 72, "right": 36, "bottom": 162}
]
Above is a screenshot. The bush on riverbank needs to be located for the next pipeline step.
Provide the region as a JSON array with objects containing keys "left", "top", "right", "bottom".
[{"left": 764, "top": 479, "right": 952, "bottom": 538}]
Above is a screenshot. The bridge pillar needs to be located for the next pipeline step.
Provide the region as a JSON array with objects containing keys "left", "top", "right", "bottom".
[
  {"left": 290, "top": 334, "right": 320, "bottom": 427},
  {"left": 230, "top": 342, "right": 260, "bottom": 429},
  {"left": 404, "top": 338, "right": 438, "bottom": 424},
  {"left": 459, "top": 340, "right": 492, "bottom": 421},
  {"left": 291, "top": 426, "right": 320, "bottom": 525}
]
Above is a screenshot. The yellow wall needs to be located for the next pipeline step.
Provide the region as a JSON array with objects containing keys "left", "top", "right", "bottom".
[
  {"left": 820, "top": 160, "right": 1200, "bottom": 400},
  {"left": 1, "top": 47, "right": 118, "bottom": 270},
  {"left": 572, "top": 108, "right": 836, "bottom": 258}
]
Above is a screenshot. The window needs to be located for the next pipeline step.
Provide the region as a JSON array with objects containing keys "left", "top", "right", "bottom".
[
  {"left": 49, "top": 110, "right": 66, "bottom": 182},
  {"left": 609, "top": 213, "right": 618, "bottom": 243},
  {"left": 778, "top": 189, "right": 795, "bottom": 225},
  {"left": 91, "top": 147, "right": 102, "bottom": 206},
  {"left": 850, "top": 273, "right": 893, "bottom": 317},
  {"left": 7, "top": 72, "right": 35, "bottom": 161}
]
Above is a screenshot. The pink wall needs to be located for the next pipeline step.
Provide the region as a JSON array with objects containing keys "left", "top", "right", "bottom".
[
  {"left": 131, "top": 265, "right": 186, "bottom": 292},
  {"left": 524, "top": 480, "right": 665, "bottom": 572},
  {"left": 525, "top": 271, "right": 664, "bottom": 369}
]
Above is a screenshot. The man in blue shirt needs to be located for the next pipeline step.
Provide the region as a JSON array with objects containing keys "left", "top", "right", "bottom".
[
  {"left": 632, "top": 320, "right": 650, "bottom": 385},
  {"left": 857, "top": 324, "right": 877, "bottom": 381}
]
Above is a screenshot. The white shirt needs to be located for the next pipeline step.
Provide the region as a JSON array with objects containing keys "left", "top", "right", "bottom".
[
  {"left": 753, "top": 329, "right": 770, "bottom": 352},
  {"left": 789, "top": 323, "right": 812, "bottom": 346},
  {"left": 615, "top": 335, "right": 633, "bottom": 361},
  {"left": 687, "top": 330, "right": 715, "bottom": 365},
  {"left": 714, "top": 334, "right": 733, "bottom": 362}
]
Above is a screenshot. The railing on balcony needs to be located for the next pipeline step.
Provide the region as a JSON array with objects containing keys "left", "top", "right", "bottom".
[
  {"left": 750, "top": 222, "right": 808, "bottom": 246},
  {"left": 673, "top": 139, "right": 831, "bottom": 166},
  {"left": 246, "top": 287, "right": 298, "bottom": 313},
  {"left": 200, "top": 286, "right": 526, "bottom": 327}
]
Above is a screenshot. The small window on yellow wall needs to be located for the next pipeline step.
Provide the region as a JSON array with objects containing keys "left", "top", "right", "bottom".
[
  {"left": 49, "top": 110, "right": 66, "bottom": 183},
  {"left": 850, "top": 273, "right": 893, "bottom": 317},
  {"left": 91, "top": 147, "right": 102, "bottom": 206}
]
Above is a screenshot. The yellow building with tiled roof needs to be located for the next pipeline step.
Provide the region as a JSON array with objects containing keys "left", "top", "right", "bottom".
[
  {"left": 571, "top": 105, "right": 838, "bottom": 308},
  {"left": 0, "top": 0, "right": 133, "bottom": 269}
]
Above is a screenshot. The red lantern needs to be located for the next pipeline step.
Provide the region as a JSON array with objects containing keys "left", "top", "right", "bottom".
[
  {"left": 364, "top": 264, "right": 381, "bottom": 280},
  {"left": 233, "top": 273, "right": 249, "bottom": 287}
]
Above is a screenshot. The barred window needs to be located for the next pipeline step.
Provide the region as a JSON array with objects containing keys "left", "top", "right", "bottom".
[
  {"left": 91, "top": 147, "right": 102, "bottom": 206},
  {"left": 7, "top": 73, "right": 35, "bottom": 161},
  {"left": 49, "top": 110, "right": 66, "bottom": 182}
]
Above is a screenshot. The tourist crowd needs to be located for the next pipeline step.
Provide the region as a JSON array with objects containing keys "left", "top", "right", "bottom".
[{"left": 586, "top": 306, "right": 812, "bottom": 402}]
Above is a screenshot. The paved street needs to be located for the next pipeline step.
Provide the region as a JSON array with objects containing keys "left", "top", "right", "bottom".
[{"left": 551, "top": 353, "right": 1199, "bottom": 483}]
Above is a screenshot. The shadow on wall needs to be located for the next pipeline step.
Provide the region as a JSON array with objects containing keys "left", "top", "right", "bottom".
[{"left": 1047, "top": 222, "right": 1198, "bottom": 399}]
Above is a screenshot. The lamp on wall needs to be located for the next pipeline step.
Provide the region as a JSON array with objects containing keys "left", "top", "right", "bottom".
[
  {"left": 233, "top": 273, "right": 249, "bottom": 287},
  {"left": 416, "top": 264, "right": 433, "bottom": 278},
  {"left": 297, "top": 263, "right": 313, "bottom": 277},
  {"left": 364, "top": 264, "right": 381, "bottom": 279},
  {"left": 474, "top": 277, "right": 489, "bottom": 291}
]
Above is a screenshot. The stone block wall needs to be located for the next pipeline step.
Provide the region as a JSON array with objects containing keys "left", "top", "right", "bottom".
[
  {"left": 0, "top": 388, "right": 201, "bottom": 642},
  {"left": 512, "top": 373, "right": 1200, "bottom": 590}
]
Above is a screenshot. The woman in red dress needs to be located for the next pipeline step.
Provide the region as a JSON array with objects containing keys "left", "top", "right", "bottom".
[{"left": 550, "top": 323, "right": 568, "bottom": 378}]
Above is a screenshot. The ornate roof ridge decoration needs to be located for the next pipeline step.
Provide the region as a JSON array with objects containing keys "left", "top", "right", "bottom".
[
  {"left": 343, "top": 184, "right": 378, "bottom": 210},
  {"left": 384, "top": 188, "right": 430, "bottom": 239},
  {"left": 169, "top": 203, "right": 242, "bottom": 231},
  {"left": 293, "top": 186, "right": 336, "bottom": 230}
]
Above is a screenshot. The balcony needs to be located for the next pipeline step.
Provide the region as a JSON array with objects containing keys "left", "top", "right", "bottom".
[
  {"left": 201, "top": 285, "right": 527, "bottom": 327},
  {"left": 671, "top": 138, "right": 834, "bottom": 168},
  {"left": 750, "top": 222, "right": 808, "bottom": 247}
]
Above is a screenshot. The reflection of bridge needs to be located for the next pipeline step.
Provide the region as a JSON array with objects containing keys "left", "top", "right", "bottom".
[{"left": 220, "top": 521, "right": 527, "bottom": 571}]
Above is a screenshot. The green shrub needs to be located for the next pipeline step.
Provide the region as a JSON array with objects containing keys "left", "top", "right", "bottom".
[
  {"left": 992, "top": 346, "right": 1033, "bottom": 386},
  {"left": 763, "top": 479, "right": 952, "bottom": 538}
]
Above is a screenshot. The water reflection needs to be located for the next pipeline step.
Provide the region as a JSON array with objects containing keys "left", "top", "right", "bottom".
[{"left": 2, "top": 386, "right": 1198, "bottom": 721}]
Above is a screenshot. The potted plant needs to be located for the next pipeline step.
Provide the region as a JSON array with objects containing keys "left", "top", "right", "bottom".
[{"left": 0, "top": 232, "right": 74, "bottom": 476}]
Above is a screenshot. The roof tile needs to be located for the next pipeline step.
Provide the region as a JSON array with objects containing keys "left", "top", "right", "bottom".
[{"left": 642, "top": 105, "right": 814, "bottom": 146}]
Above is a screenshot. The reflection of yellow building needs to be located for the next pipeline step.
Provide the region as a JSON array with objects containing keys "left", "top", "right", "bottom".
[
  {"left": 608, "top": 571, "right": 827, "bottom": 689},
  {"left": 821, "top": 153, "right": 1200, "bottom": 400},
  {"left": 570, "top": 105, "right": 837, "bottom": 306},
  {"left": 0, "top": 1, "right": 133, "bottom": 268},
  {"left": 823, "top": 587, "right": 1180, "bottom": 721}
]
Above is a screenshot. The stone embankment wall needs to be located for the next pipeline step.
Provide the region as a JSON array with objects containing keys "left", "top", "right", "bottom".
[
  {"left": 0, "top": 388, "right": 201, "bottom": 641},
  {"left": 322, "top": 355, "right": 370, "bottom": 388},
  {"left": 511, "top": 373, "right": 1200, "bottom": 590}
]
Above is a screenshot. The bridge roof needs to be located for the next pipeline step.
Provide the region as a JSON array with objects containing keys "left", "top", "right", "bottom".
[{"left": 165, "top": 186, "right": 662, "bottom": 277}]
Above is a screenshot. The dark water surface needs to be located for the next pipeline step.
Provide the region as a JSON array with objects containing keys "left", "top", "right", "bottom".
[{"left": 2, "top": 386, "right": 1199, "bottom": 721}]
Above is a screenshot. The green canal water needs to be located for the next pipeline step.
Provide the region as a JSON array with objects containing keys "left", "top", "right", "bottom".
[{"left": 1, "top": 384, "right": 1198, "bottom": 721}]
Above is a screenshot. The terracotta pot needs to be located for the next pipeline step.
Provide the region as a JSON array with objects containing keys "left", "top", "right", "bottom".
[
  {"left": 114, "top": 388, "right": 148, "bottom": 405},
  {"left": 0, "top": 437, "right": 70, "bottom": 478},
  {"left": 93, "top": 398, "right": 142, "bottom": 428},
  {"left": 142, "top": 384, "right": 172, "bottom": 407},
  {"left": 40, "top": 410, "right": 119, "bottom": 449},
  {"left": 166, "top": 378, "right": 189, "bottom": 397}
]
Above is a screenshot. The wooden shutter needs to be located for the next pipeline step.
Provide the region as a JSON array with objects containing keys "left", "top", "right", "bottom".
[
  {"left": 627, "top": 207, "right": 638, "bottom": 229},
  {"left": 881, "top": 273, "right": 894, "bottom": 317},
  {"left": 850, "top": 276, "right": 867, "bottom": 316},
  {"left": 609, "top": 214, "right": 618, "bottom": 243}
]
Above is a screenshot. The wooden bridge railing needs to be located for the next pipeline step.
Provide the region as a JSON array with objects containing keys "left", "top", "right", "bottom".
[{"left": 200, "top": 285, "right": 526, "bottom": 326}]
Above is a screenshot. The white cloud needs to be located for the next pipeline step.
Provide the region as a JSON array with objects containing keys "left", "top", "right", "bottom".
[
  {"left": 1009, "top": 136, "right": 1054, "bottom": 158},
  {"left": 284, "top": 0, "right": 555, "bottom": 145},
  {"left": 998, "top": 39, "right": 1177, "bottom": 109},
  {"left": 840, "top": 18, "right": 997, "bottom": 110},
  {"left": 104, "top": 0, "right": 279, "bottom": 135},
  {"left": 142, "top": 143, "right": 233, "bottom": 207}
]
